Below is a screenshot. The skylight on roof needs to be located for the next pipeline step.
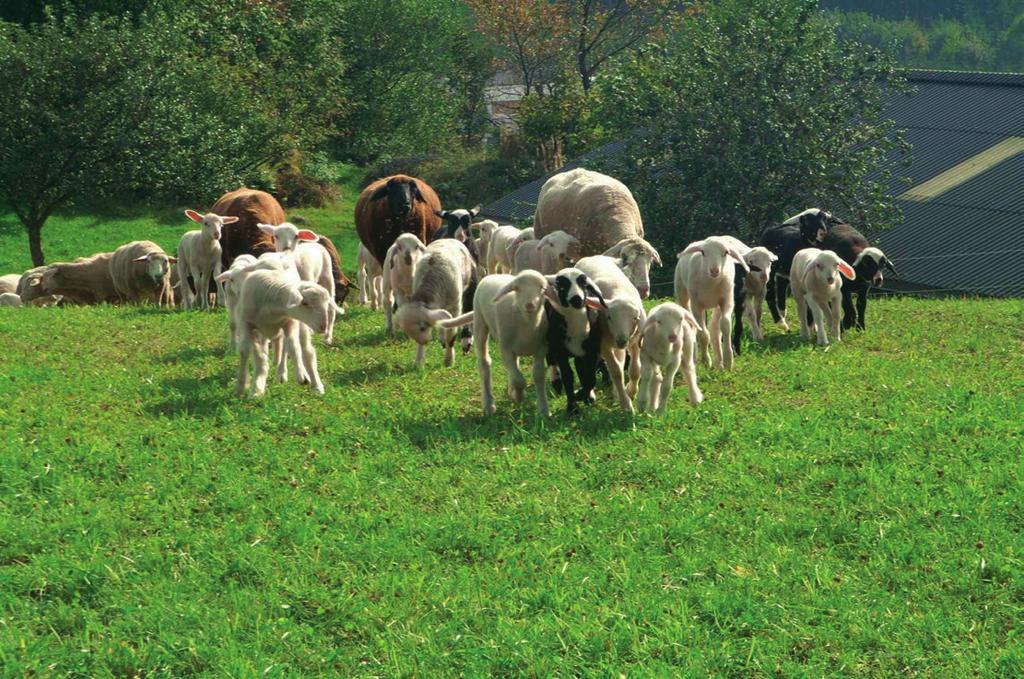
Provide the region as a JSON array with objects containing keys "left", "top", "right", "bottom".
[{"left": 900, "top": 137, "right": 1024, "bottom": 202}]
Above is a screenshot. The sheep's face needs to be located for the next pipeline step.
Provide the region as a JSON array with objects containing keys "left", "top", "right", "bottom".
[
  {"left": 744, "top": 247, "right": 777, "bottom": 285},
  {"left": 497, "top": 270, "right": 547, "bottom": 315},
  {"left": 371, "top": 178, "right": 425, "bottom": 221},
  {"left": 289, "top": 283, "right": 333, "bottom": 335},
  {"left": 853, "top": 247, "right": 895, "bottom": 286},
  {"left": 645, "top": 304, "right": 698, "bottom": 348},
  {"left": 809, "top": 252, "right": 856, "bottom": 287},
  {"left": 545, "top": 269, "right": 606, "bottom": 312},
  {"left": 476, "top": 220, "right": 499, "bottom": 244},
  {"left": 538, "top": 231, "right": 581, "bottom": 270},
  {"left": 605, "top": 299, "right": 642, "bottom": 349},
  {"left": 185, "top": 210, "right": 238, "bottom": 241},
  {"left": 395, "top": 303, "right": 450, "bottom": 345},
  {"left": 435, "top": 207, "right": 480, "bottom": 243},
  {"left": 605, "top": 240, "right": 662, "bottom": 299},
  {"left": 798, "top": 211, "right": 830, "bottom": 244},
  {"left": 682, "top": 238, "right": 747, "bottom": 281},
  {"left": 393, "top": 235, "right": 426, "bottom": 269},
  {"left": 259, "top": 223, "right": 318, "bottom": 253}
]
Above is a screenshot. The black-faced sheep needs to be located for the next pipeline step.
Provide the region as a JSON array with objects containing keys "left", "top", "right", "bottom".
[
  {"left": 355, "top": 175, "right": 442, "bottom": 267},
  {"left": 821, "top": 223, "right": 896, "bottom": 330}
]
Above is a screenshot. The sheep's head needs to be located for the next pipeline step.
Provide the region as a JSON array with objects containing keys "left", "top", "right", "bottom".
[
  {"left": 743, "top": 246, "right": 777, "bottom": 285},
  {"left": 184, "top": 210, "right": 238, "bottom": 241},
  {"left": 391, "top": 234, "right": 426, "bottom": 269},
  {"left": 133, "top": 252, "right": 176, "bottom": 284},
  {"left": 394, "top": 302, "right": 452, "bottom": 346},
  {"left": 643, "top": 303, "right": 699, "bottom": 349},
  {"left": 258, "top": 223, "right": 319, "bottom": 252},
  {"left": 602, "top": 238, "right": 662, "bottom": 299},
  {"left": 604, "top": 297, "right": 644, "bottom": 349},
  {"left": 852, "top": 247, "right": 896, "bottom": 286},
  {"left": 286, "top": 282, "right": 336, "bottom": 335},
  {"left": 804, "top": 250, "right": 856, "bottom": 288},
  {"left": 434, "top": 206, "right": 481, "bottom": 243},
  {"left": 475, "top": 219, "right": 500, "bottom": 245},
  {"left": 544, "top": 268, "right": 607, "bottom": 312},
  {"left": 782, "top": 209, "right": 841, "bottom": 245},
  {"left": 370, "top": 177, "right": 426, "bottom": 221},
  {"left": 495, "top": 270, "right": 548, "bottom": 315},
  {"left": 680, "top": 236, "right": 748, "bottom": 281},
  {"left": 537, "top": 231, "right": 581, "bottom": 271}
]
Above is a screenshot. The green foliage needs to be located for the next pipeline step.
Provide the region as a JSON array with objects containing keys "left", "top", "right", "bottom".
[
  {"left": 0, "top": 203, "right": 1021, "bottom": 674},
  {"left": 604, "top": 0, "right": 909, "bottom": 255}
]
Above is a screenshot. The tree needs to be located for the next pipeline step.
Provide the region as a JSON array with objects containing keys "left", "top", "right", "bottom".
[{"left": 603, "top": 0, "right": 910, "bottom": 253}]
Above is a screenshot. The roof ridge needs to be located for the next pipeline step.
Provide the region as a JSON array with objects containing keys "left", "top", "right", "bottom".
[{"left": 904, "top": 69, "right": 1024, "bottom": 87}]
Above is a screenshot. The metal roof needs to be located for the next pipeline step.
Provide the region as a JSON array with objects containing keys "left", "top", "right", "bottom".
[{"left": 481, "top": 69, "right": 1024, "bottom": 297}]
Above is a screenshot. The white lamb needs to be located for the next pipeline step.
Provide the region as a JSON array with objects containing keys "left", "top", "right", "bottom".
[
  {"left": 233, "top": 269, "right": 335, "bottom": 397},
  {"left": 0, "top": 292, "right": 23, "bottom": 307},
  {"left": 218, "top": 254, "right": 259, "bottom": 351},
  {"left": 716, "top": 235, "right": 778, "bottom": 340},
  {"left": 439, "top": 270, "right": 552, "bottom": 417},
  {"left": 357, "top": 243, "right": 384, "bottom": 310},
  {"left": 475, "top": 220, "right": 500, "bottom": 274},
  {"left": 382, "top": 233, "right": 426, "bottom": 338},
  {"left": 487, "top": 224, "right": 523, "bottom": 274},
  {"left": 179, "top": 210, "right": 238, "bottom": 310},
  {"left": 394, "top": 238, "right": 475, "bottom": 368},
  {"left": 576, "top": 254, "right": 648, "bottom": 414},
  {"left": 675, "top": 236, "right": 749, "bottom": 370},
  {"left": 505, "top": 227, "right": 535, "bottom": 264},
  {"left": 790, "top": 248, "right": 856, "bottom": 346},
  {"left": 636, "top": 302, "right": 703, "bottom": 414}
]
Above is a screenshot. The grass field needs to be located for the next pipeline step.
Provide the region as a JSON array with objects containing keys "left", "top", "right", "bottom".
[{"left": 1, "top": 188, "right": 1022, "bottom": 675}]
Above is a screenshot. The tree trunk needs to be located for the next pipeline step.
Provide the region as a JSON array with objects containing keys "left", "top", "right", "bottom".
[{"left": 27, "top": 220, "right": 45, "bottom": 266}]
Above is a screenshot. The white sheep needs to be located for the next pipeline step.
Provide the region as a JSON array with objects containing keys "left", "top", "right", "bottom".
[
  {"left": 439, "top": 270, "right": 552, "bottom": 416},
  {"left": 511, "top": 237, "right": 542, "bottom": 274},
  {"left": 636, "top": 302, "right": 703, "bottom": 414},
  {"left": 382, "top": 233, "right": 426, "bottom": 338},
  {"left": 394, "top": 238, "right": 475, "bottom": 368},
  {"left": 475, "top": 220, "right": 500, "bottom": 274},
  {"left": 0, "top": 292, "right": 23, "bottom": 307},
  {"left": 179, "top": 210, "right": 238, "bottom": 310},
  {"left": 487, "top": 225, "right": 523, "bottom": 274},
  {"left": 575, "top": 254, "right": 648, "bottom": 414},
  {"left": 357, "top": 243, "right": 384, "bottom": 310},
  {"left": 790, "top": 248, "right": 856, "bottom": 345},
  {"left": 512, "top": 230, "right": 581, "bottom": 275},
  {"left": 233, "top": 269, "right": 335, "bottom": 397},
  {"left": 110, "top": 240, "right": 177, "bottom": 307},
  {"left": 675, "top": 236, "right": 749, "bottom": 370},
  {"left": 0, "top": 274, "right": 20, "bottom": 296},
  {"left": 716, "top": 235, "right": 778, "bottom": 341},
  {"left": 505, "top": 227, "right": 535, "bottom": 264},
  {"left": 217, "top": 254, "right": 258, "bottom": 351}
]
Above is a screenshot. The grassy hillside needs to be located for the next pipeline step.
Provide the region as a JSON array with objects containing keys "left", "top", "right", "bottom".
[{"left": 1, "top": 198, "right": 1022, "bottom": 675}]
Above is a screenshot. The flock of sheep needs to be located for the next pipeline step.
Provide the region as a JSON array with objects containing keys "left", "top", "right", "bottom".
[{"left": 0, "top": 167, "right": 897, "bottom": 417}]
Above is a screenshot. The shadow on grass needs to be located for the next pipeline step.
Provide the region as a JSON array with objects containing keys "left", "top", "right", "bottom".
[
  {"left": 145, "top": 372, "right": 233, "bottom": 419},
  {"left": 327, "top": 360, "right": 411, "bottom": 387},
  {"left": 158, "top": 345, "right": 227, "bottom": 364}
]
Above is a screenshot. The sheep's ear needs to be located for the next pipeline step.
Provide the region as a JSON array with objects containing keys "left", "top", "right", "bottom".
[
  {"left": 602, "top": 239, "right": 629, "bottom": 257},
  {"left": 296, "top": 230, "right": 319, "bottom": 242},
  {"left": 495, "top": 280, "right": 518, "bottom": 301},
  {"left": 29, "top": 277, "right": 40, "bottom": 287},
  {"left": 727, "top": 248, "right": 750, "bottom": 272},
  {"left": 769, "top": 252, "right": 779, "bottom": 262},
  {"left": 584, "top": 296, "right": 606, "bottom": 311},
  {"left": 838, "top": 261, "right": 857, "bottom": 280},
  {"left": 434, "top": 209, "right": 447, "bottom": 218},
  {"left": 680, "top": 241, "right": 705, "bottom": 256},
  {"left": 884, "top": 258, "right": 898, "bottom": 275},
  {"left": 216, "top": 272, "right": 232, "bottom": 284},
  {"left": 680, "top": 309, "right": 700, "bottom": 331},
  {"left": 285, "top": 288, "right": 304, "bottom": 307},
  {"left": 184, "top": 209, "right": 204, "bottom": 223},
  {"left": 369, "top": 185, "right": 389, "bottom": 201},
  {"left": 642, "top": 315, "right": 658, "bottom": 334},
  {"left": 543, "top": 286, "right": 560, "bottom": 306},
  {"left": 167, "top": 256, "right": 177, "bottom": 264},
  {"left": 425, "top": 308, "right": 452, "bottom": 324},
  {"left": 412, "top": 183, "right": 426, "bottom": 203},
  {"left": 258, "top": 224, "right": 276, "bottom": 237},
  {"left": 469, "top": 205, "right": 481, "bottom": 217},
  {"left": 133, "top": 255, "right": 150, "bottom": 262},
  {"left": 650, "top": 248, "right": 663, "bottom": 267},
  {"left": 221, "top": 216, "right": 239, "bottom": 225}
]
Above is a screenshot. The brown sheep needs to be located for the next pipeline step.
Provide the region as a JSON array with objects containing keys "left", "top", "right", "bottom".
[
  {"left": 355, "top": 175, "right": 442, "bottom": 267},
  {"left": 39, "top": 253, "right": 119, "bottom": 304},
  {"left": 208, "top": 188, "right": 353, "bottom": 304}
]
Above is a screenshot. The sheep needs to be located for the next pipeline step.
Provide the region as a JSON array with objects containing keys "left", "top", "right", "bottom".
[
  {"left": 355, "top": 175, "right": 443, "bottom": 267},
  {"left": 760, "top": 208, "right": 838, "bottom": 330},
  {"left": 542, "top": 268, "right": 608, "bottom": 416},
  {"left": 534, "top": 168, "right": 661, "bottom": 298},
  {"left": 257, "top": 222, "right": 339, "bottom": 344},
  {"left": 218, "top": 254, "right": 259, "bottom": 351},
  {"left": 487, "top": 225, "right": 524, "bottom": 274},
  {"left": 636, "top": 302, "right": 703, "bottom": 414},
  {"left": 109, "top": 240, "right": 176, "bottom": 307},
  {"left": 382, "top": 233, "right": 427, "bottom": 338},
  {"left": 821, "top": 223, "right": 897, "bottom": 330},
  {"left": 576, "top": 255, "right": 648, "bottom": 414},
  {"left": 394, "top": 238, "right": 475, "bottom": 368},
  {"left": 179, "top": 210, "right": 235, "bottom": 309},
  {"left": 0, "top": 292, "right": 22, "bottom": 307},
  {"left": 531, "top": 230, "right": 582, "bottom": 274},
  {"left": 233, "top": 268, "right": 336, "bottom": 397},
  {"left": 475, "top": 220, "right": 500, "bottom": 274},
  {"left": 511, "top": 237, "right": 542, "bottom": 274},
  {"left": 433, "top": 206, "right": 483, "bottom": 265},
  {"left": 0, "top": 274, "right": 19, "bottom": 296},
  {"left": 357, "top": 243, "right": 384, "bottom": 310},
  {"left": 39, "top": 253, "right": 120, "bottom": 305},
  {"left": 15, "top": 266, "right": 49, "bottom": 304},
  {"left": 212, "top": 188, "right": 285, "bottom": 267},
  {"left": 505, "top": 227, "right": 535, "bottom": 264},
  {"left": 438, "top": 270, "right": 552, "bottom": 417},
  {"left": 715, "top": 235, "right": 778, "bottom": 347},
  {"left": 601, "top": 238, "right": 663, "bottom": 299},
  {"left": 789, "top": 248, "right": 856, "bottom": 345},
  {"left": 674, "top": 236, "right": 749, "bottom": 370}
]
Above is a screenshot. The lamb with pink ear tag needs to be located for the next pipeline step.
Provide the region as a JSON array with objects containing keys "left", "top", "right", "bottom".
[{"left": 789, "top": 248, "right": 856, "bottom": 346}]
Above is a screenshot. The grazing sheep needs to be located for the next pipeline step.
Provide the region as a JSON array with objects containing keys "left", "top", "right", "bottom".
[
  {"left": 675, "top": 236, "right": 749, "bottom": 370},
  {"left": 0, "top": 274, "right": 19, "bottom": 295},
  {"left": 790, "top": 248, "right": 856, "bottom": 345},
  {"left": 383, "top": 233, "right": 426, "bottom": 338},
  {"left": 0, "top": 292, "right": 22, "bottom": 307},
  {"left": 760, "top": 208, "right": 837, "bottom": 330},
  {"left": 636, "top": 302, "right": 703, "bottom": 414},
  {"left": 39, "top": 253, "right": 119, "bottom": 305},
  {"left": 110, "top": 240, "right": 176, "bottom": 307},
  {"left": 576, "top": 255, "right": 647, "bottom": 414},
  {"left": 439, "top": 271, "right": 552, "bottom": 417},
  {"left": 487, "top": 225, "right": 524, "bottom": 274},
  {"left": 543, "top": 268, "right": 608, "bottom": 416},
  {"left": 534, "top": 168, "right": 660, "bottom": 298},
  {"left": 179, "top": 210, "right": 236, "bottom": 310},
  {"left": 355, "top": 175, "right": 442, "bottom": 267},
  {"left": 394, "top": 238, "right": 475, "bottom": 368},
  {"left": 357, "top": 243, "right": 384, "bottom": 310},
  {"left": 821, "top": 223, "right": 896, "bottom": 330},
  {"left": 233, "top": 269, "right": 335, "bottom": 397}
]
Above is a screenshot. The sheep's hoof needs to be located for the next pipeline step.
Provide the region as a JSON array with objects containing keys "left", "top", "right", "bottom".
[{"left": 574, "top": 389, "right": 596, "bottom": 405}]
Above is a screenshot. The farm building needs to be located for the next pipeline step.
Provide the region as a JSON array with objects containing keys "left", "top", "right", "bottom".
[{"left": 481, "top": 69, "right": 1024, "bottom": 297}]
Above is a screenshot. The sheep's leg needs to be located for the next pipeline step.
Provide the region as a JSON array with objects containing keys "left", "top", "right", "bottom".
[
  {"left": 476, "top": 321, "right": 495, "bottom": 415},
  {"left": 195, "top": 270, "right": 210, "bottom": 310},
  {"left": 383, "top": 280, "right": 395, "bottom": 337},
  {"left": 502, "top": 349, "right": 527, "bottom": 403},
  {"left": 415, "top": 341, "right": 426, "bottom": 369},
  {"left": 604, "top": 346, "right": 634, "bottom": 414},
  {"left": 371, "top": 276, "right": 383, "bottom": 311},
  {"left": 236, "top": 330, "right": 253, "bottom": 397},
  {"left": 284, "top": 324, "right": 311, "bottom": 385},
  {"left": 558, "top": 356, "right": 579, "bottom": 416},
  {"left": 636, "top": 360, "right": 655, "bottom": 413},
  {"left": 680, "top": 335, "right": 703, "bottom": 405},
  {"left": 324, "top": 299, "right": 336, "bottom": 346},
  {"left": 805, "top": 294, "right": 829, "bottom": 346},
  {"left": 830, "top": 294, "right": 843, "bottom": 344},
  {"left": 774, "top": 277, "right": 790, "bottom": 331},
  {"left": 795, "top": 291, "right": 811, "bottom": 340},
  {"left": 179, "top": 264, "right": 193, "bottom": 310},
  {"left": 532, "top": 350, "right": 550, "bottom": 418},
  {"left": 251, "top": 335, "right": 270, "bottom": 397},
  {"left": 574, "top": 350, "right": 599, "bottom": 406},
  {"left": 657, "top": 354, "right": 682, "bottom": 415},
  {"left": 731, "top": 283, "right": 745, "bottom": 357},
  {"left": 626, "top": 341, "right": 641, "bottom": 399},
  {"left": 442, "top": 328, "right": 455, "bottom": 367},
  {"left": 274, "top": 332, "right": 288, "bottom": 383},
  {"left": 299, "top": 325, "right": 325, "bottom": 395},
  {"left": 719, "top": 302, "right": 735, "bottom": 370},
  {"left": 214, "top": 263, "right": 225, "bottom": 308},
  {"left": 750, "top": 290, "right": 765, "bottom": 340},
  {"left": 357, "top": 265, "right": 368, "bottom": 305},
  {"left": 708, "top": 307, "right": 724, "bottom": 370},
  {"left": 855, "top": 288, "right": 868, "bottom": 331},
  {"left": 693, "top": 303, "right": 712, "bottom": 367}
]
